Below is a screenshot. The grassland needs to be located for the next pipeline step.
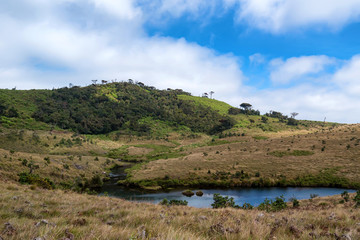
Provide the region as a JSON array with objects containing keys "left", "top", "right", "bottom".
[
  {"left": 1, "top": 179, "right": 359, "bottom": 240},
  {"left": 124, "top": 124, "right": 360, "bottom": 189}
]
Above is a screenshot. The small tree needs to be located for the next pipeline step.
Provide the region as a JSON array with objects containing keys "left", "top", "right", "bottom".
[
  {"left": 290, "top": 112, "right": 299, "bottom": 119},
  {"left": 240, "top": 103, "right": 252, "bottom": 111},
  {"left": 212, "top": 193, "right": 240, "bottom": 208}
]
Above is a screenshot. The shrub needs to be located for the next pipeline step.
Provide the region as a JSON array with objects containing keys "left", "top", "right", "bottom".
[
  {"left": 160, "top": 199, "right": 188, "bottom": 206},
  {"left": 169, "top": 200, "right": 188, "bottom": 206},
  {"left": 289, "top": 197, "right": 300, "bottom": 208},
  {"left": 18, "top": 172, "right": 55, "bottom": 189},
  {"left": 341, "top": 191, "right": 350, "bottom": 202},
  {"left": 211, "top": 193, "right": 240, "bottom": 209},
  {"left": 44, "top": 157, "right": 50, "bottom": 164},
  {"left": 242, "top": 202, "right": 253, "bottom": 210},
  {"left": 310, "top": 193, "right": 319, "bottom": 199},
  {"left": 159, "top": 198, "right": 169, "bottom": 205},
  {"left": 258, "top": 195, "right": 287, "bottom": 212}
]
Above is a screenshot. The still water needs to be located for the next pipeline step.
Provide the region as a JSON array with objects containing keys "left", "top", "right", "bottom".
[
  {"left": 101, "top": 185, "right": 355, "bottom": 208},
  {"left": 102, "top": 165, "right": 355, "bottom": 208}
]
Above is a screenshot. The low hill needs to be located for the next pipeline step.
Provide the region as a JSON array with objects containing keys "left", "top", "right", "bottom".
[{"left": 0, "top": 82, "right": 235, "bottom": 135}]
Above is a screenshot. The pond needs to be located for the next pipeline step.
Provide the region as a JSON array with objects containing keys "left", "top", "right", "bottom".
[{"left": 101, "top": 167, "right": 355, "bottom": 208}]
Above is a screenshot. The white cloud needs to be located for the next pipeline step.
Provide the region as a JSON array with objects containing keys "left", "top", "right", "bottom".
[
  {"left": 236, "top": 0, "right": 360, "bottom": 33},
  {"left": 90, "top": 0, "right": 141, "bottom": 20},
  {"left": 0, "top": 0, "right": 243, "bottom": 100},
  {"left": 249, "top": 53, "right": 265, "bottom": 65},
  {"left": 269, "top": 55, "right": 336, "bottom": 84},
  {"left": 332, "top": 55, "right": 360, "bottom": 95}
]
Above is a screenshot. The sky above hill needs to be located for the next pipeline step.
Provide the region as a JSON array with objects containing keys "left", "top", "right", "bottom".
[{"left": 1, "top": 0, "right": 360, "bottom": 123}]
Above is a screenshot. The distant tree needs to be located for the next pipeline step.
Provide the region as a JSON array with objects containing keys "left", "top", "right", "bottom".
[
  {"left": 290, "top": 112, "right": 299, "bottom": 119},
  {"left": 240, "top": 103, "right": 252, "bottom": 111},
  {"left": 91, "top": 80, "right": 97, "bottom": 85}
]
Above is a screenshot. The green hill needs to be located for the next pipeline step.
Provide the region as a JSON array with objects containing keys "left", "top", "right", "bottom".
[
  {"left": 0, "top": 82, "right": 235, "bottom": 135},
  {"left": 178, "top": 95, "right": 233, "bottom": 115}
]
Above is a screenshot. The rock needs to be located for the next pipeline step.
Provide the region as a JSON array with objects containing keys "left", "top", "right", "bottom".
[
  {"left": 35, "top": 219, "right": 50, "bottom": 227},
  {"left": 196, "top": 191, "right": 203, "bottom": 197},
  {"left": 33, "top": 237, "right": 45, "bottom": 240},
  {"left": 289, "top": 225, "right": 302, "bottom": 238},
  {"left": 182, "top": 190, "right": 194, "bottom": 197},
  {"left": 12, "top": 196, "right": 18, "bottom": 200},
  {"left": 2, "top": 222, "right": 16, "bottom": 236}
]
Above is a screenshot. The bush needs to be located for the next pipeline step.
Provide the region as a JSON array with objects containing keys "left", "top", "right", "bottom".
[
  {"left": 258, "top": 195, "right": 287, "bottom": 212},
  {"left": 242, "top": 202, "right": 253, "bottom": 210},
  {"left": 310, "top": 193, "right": 319, "bottom": 199},
  {"left": 341, "top": 191, "right": 350, "bottom": 202},
  {"left": 289, "top": 197, "right": 300, "bottom": 208},
  {"left": 18, "top": 172, "right": 55, "bottom": 189},
  {"left": 211, "top": 193, "right": 240, "bottom": 209},
  {"left": 160, "top": 198, "right": 188, "bottom": 206}
]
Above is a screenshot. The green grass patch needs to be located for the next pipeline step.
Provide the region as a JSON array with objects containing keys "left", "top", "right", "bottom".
[
  {"left": 178, "top": 95, "right": 232, "bottom": 115},
  {"left": 269, "top": 150, "right": 314, "bottom": 157},
  {"left": 253, "top": 135, "right": 269, "bottom": 140},
  {"left": 106, "top": 146, "right": 130, "bottom": 159}
]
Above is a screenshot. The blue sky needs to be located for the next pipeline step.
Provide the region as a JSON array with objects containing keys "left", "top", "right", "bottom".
[{"left": 1, "top": 0, "right": 360, "bottom": 123}]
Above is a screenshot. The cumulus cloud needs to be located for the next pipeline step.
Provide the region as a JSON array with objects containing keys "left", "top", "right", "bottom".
[
  {"left": 236, "top": 0, "right": 360, "bottom": 33},
  {"left": 135, "top": 0, "right": 360, "bottom": 33},
  {"left": 332, "top": 55, "right": 360, "bottom": 95},
  {"left": 269, "top": 55, "right": 336, "bottom": 84},
  {"left": 0, "top": 0, "right": 243, "bottom": 100}
]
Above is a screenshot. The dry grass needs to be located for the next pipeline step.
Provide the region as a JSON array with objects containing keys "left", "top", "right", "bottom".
[
  {"left": 0, "top": 180, "right": 359, "bottom": 239},
  {"left": 130, "top": 124, "right": 360, "bottom": 185}
]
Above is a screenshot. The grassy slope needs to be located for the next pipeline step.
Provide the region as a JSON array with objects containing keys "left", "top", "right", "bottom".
[
  {"left": 1, "top": 180, "right": 359, "bottom": 239},
  {"left": 178, "top": 95, "right": 233, "bottom": 115},
  {"left": 126, "top": 124, "right": 360, "bottom": 189}
]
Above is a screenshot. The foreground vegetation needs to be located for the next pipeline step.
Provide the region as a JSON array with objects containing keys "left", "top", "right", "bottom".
[{"left": 0, "top": 180, "right": 359, "bottom": 239}]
